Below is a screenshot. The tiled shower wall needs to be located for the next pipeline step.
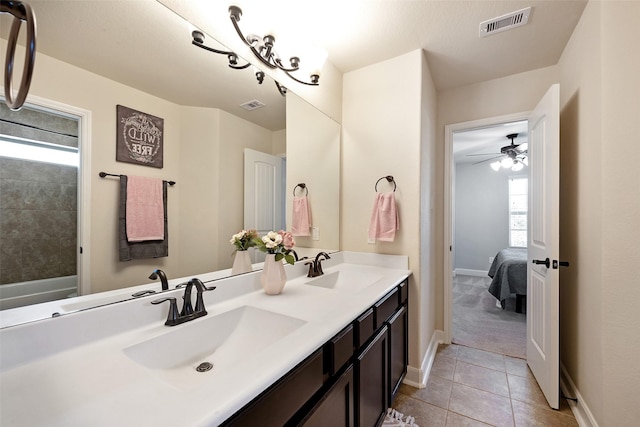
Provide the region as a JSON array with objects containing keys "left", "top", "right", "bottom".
[{"left": 0, "top": 104, "right": 78, "bottom": 285}]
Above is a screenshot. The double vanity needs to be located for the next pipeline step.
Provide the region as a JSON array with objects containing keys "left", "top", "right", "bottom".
[{"left": 0, "top": 251, "right": 411, "bottom": 426}]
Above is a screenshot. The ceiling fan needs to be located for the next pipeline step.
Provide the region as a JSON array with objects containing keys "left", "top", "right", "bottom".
[{"left": 468, "top": 133, "right": 528, "bottom": 169}]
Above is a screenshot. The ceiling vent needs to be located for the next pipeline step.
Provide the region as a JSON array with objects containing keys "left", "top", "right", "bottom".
[
  {"left": 240, "top": 99, "right": 265, "bottom": 111},
  {"left": 479, "top": 7, "right": 532, "bottom": 38}
]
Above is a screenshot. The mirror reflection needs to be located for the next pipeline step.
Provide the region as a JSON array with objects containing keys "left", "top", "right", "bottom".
[{"left": 0, "top": 0, "right": 340, "bottom": 326}]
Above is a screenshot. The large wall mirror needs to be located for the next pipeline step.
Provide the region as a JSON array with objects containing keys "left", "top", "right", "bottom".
[{"left": 0, "top": 0, "right": 340, "bottom": 326}]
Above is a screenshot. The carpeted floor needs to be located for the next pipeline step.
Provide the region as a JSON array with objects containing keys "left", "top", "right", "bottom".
[{"left": 452, "top": 274, "right": 526, "bottom": 359}]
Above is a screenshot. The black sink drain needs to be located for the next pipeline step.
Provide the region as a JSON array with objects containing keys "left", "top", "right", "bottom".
[{"left": 196, "top": 362, "right": 213, "bottom": 372}]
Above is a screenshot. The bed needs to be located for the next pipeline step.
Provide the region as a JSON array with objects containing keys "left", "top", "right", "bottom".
[{"left": 487, "top": 247, "right": 528, "bottom": 313}]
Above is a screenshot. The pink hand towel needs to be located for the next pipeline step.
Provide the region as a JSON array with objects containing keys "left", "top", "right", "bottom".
[
  {"left": 368, "top": 192, "right": 400, "bottom": 242},
  {"left": 292, "top": 196, "right": 312, "bottom": 236},
  {"left": 126, "top": 176, "right": 165, "bottom": 242}
]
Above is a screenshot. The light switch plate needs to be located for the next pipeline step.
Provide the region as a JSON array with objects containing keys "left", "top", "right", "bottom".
[{"left": 312, "top": 227, "right": 320, "bottom": 241}]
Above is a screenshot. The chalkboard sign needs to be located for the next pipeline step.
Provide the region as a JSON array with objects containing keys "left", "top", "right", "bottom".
[{"left": 116, "top": 105, "right": 164, "bottom": 168}]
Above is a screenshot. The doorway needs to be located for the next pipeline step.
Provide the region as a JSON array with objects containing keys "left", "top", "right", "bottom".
[
  {"left": 444, "top": 113, "right": 531, "bottom": 357},
  {"left": 0, "top": 96, "right": 91, "bottom": 308}
]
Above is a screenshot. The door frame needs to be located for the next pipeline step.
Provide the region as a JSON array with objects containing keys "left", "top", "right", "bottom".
[
  {"left": 24, "top": 94, "right": 92, "bottom": 296},
  {"left": 443, "top": 111, "right": 530, "bottom": 343}
]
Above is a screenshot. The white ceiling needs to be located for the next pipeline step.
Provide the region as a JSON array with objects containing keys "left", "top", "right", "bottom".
[{"left": 2, "top": 0, "right": 587, "bottom": 131}]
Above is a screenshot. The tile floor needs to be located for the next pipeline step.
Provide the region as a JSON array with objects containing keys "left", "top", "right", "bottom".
[{"left": 393, "top": 344, "right": 578, "bottom": 426}]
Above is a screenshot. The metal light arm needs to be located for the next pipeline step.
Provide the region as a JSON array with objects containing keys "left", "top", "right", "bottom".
[
  {"left": 228, "top": 5, "right": 319, "bottom": 86},
  {"left": 192, "top": 30, "right": 252, "bottom": 70}
]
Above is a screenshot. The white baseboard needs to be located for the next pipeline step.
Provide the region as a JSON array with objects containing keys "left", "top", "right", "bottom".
[
  {"left": 403, "top": 329, "right": 445, "bottom": 389},
  {"left": 560, "top": 363, "right": 599, "bottom": 427},
  {"left": 454, "top": 268, "right": 488, "bottom": 277}
]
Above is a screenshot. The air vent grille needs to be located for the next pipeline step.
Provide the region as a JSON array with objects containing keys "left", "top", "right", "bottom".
[
  {"left": 479, "top": 7, "right": 531, "bottom": 37},
  {"left": 240, "top": 100, "right": 265, "bottom": 111}
]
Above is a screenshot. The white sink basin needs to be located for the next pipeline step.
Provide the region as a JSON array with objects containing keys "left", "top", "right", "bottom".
[
  {"left": 305, "top": 265, "right": 383, "bottom": 292},
  {"left": 123, "top": 306, "right": 306, "bottom": 371}
]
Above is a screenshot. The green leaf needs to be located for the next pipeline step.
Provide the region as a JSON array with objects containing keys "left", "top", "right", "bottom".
[
  {"left": 284, "top": 254, "right": 295, "bottom": 265},
  {"left": 274, "top": 253, "right": 284, "bottom": 262}
]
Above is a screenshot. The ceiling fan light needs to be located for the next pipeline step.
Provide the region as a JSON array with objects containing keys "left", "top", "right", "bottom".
[
  {"left": 490, "top": 161, "right": 501, "bottom": 171},
  {"left": 501, "top": 157, "right": 513, "bottom": 168},
  {"left": 512, "top": 161, "right": 524, "bottom": 171}
]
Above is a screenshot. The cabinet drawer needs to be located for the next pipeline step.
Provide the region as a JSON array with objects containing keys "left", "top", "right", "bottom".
[
  {"left": 326, "top": 324, "right": 354, "bottom": 375},
  {"left": 399, "top": 280, "right": 408, "bottom": 304},
  {"left": 224, "top": 349, "right": 324, "bottom": 427},
  {"left": 375, "top": 288, "right": 399, "bottom": 328},
  {"left": 355, "top": 308, "right": 375, "bottom": 349}
]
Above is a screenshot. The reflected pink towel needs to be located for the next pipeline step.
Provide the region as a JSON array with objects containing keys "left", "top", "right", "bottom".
[
  {"left": 368, "top": 192, "right": 399, "bottom": 242},
  {"left": 126, "top": 176, "right": 165, "bottom": 242},
  {"left": 292, "top": 196, "right": 312, "bottom": 236}
]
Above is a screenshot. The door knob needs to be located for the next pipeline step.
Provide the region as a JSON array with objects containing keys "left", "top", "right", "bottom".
[
  {"left": 553, "top": 260, "right": 570, "bottom": 269},
  {"left": 532, "top": 258, "right": 550, "bottom": 268}
]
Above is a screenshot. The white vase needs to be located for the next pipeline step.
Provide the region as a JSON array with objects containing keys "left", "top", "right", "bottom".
[
  {"left": 260, "top": 254, "right": 287, "bottom": 295},
  {"left": 231, "top": 250, "right": 252, "bottom": 275}
]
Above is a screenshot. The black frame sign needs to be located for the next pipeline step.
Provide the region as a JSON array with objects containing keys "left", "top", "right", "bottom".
[{"left": 116, "top": 105, "right": 164, "bottom": 168}]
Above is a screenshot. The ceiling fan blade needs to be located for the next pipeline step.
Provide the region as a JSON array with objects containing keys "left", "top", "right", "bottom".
[{"left": 472, "top": 155, "right": 504, "bottom": 165}]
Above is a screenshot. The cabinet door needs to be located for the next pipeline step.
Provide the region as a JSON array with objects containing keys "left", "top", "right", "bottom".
[
  {"left": 387, "top": 305, "right": 408, "bottom": 403},
  {"left": 355, "top": 325, "right": 388, "bottom": 427},
  {"left": 299, "top": 365, "right": 354, "bottom": 427}
]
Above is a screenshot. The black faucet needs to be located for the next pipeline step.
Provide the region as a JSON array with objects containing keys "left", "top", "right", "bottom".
[
  {"left": 306, "top": 252, "right": 331, "bottom": 278},
  {"left": 148, "top": 269, "right": 169, "bottom": 291},
  {"left": 151, "top": 278, "right": 216, "bottom": 326},
  {"left": 291, "top": 250, "right": 308, "bottom": 262}
]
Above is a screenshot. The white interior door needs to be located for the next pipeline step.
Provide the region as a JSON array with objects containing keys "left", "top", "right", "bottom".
[
  {"left": 243, "top": 148, "right": 285, "bottom": 263},
  {"left": 527, "top": 84, "right": 560, "bottom": 409}
]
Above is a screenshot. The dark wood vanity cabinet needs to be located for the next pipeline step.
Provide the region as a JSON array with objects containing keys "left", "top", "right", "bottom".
[
  {"left": 224, "top": 279, "right": 409, "bottom": 427},
  {"left": 355, "top": 325, "right": 389, "bottom": 427}
]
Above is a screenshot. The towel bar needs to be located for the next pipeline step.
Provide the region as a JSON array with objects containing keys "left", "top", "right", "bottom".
[{"left": 99, "top": 172, "right": 175, "bottom": 186}]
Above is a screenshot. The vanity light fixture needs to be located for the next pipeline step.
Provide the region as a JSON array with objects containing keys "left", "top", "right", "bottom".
[{"left": 191, "top": 5, "right": 324, "bottom": 94}]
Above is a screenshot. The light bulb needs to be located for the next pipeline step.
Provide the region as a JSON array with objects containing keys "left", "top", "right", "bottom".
[
  {"left": 490, "top": 161, "right": 501, "bottom": 171},
  {"left": 501, "top": 157, "right": 514, "bottom": 168}
]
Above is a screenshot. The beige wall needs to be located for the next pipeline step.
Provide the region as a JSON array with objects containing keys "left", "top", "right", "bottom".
[
  {"left": 16, "top": 49, "right": 276, "bottom": 293},
  {"left": 342, "top": 49, "right": 435, "bottom": 369},
  {"left": 600, "top": 2, "right": 640, "bottom": 423},
  {"left": 419, "top": 50, "right": 439, "bottom": 367},
  {"left": 558, "top": 1, "right": 640, "bottom": 425},
  {"left": 556, "top": 1, "right": 604, "bottom": 422},
  {"left": 286, "top": 93, "right": 341, "bottom": 251}
]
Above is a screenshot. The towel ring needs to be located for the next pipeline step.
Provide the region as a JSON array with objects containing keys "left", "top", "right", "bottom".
[
  {"left": 375, "top": 176, "right": 396, "bottom": 192},
  {"left": 293, "top": 183, "right": 308, "bottom": 196}
]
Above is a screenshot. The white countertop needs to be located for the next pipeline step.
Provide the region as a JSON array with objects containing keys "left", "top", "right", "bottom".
[{"left": 0, "top": 252, "right": 410, "bottom": 426}]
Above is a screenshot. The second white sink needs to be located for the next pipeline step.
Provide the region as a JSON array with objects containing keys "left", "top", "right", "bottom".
[
  {"left": 305, "top": 264, "right": 383, "bottom": 292},
  {"left": 123, "top": 305, "right": 306, "bottom": 371}
]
